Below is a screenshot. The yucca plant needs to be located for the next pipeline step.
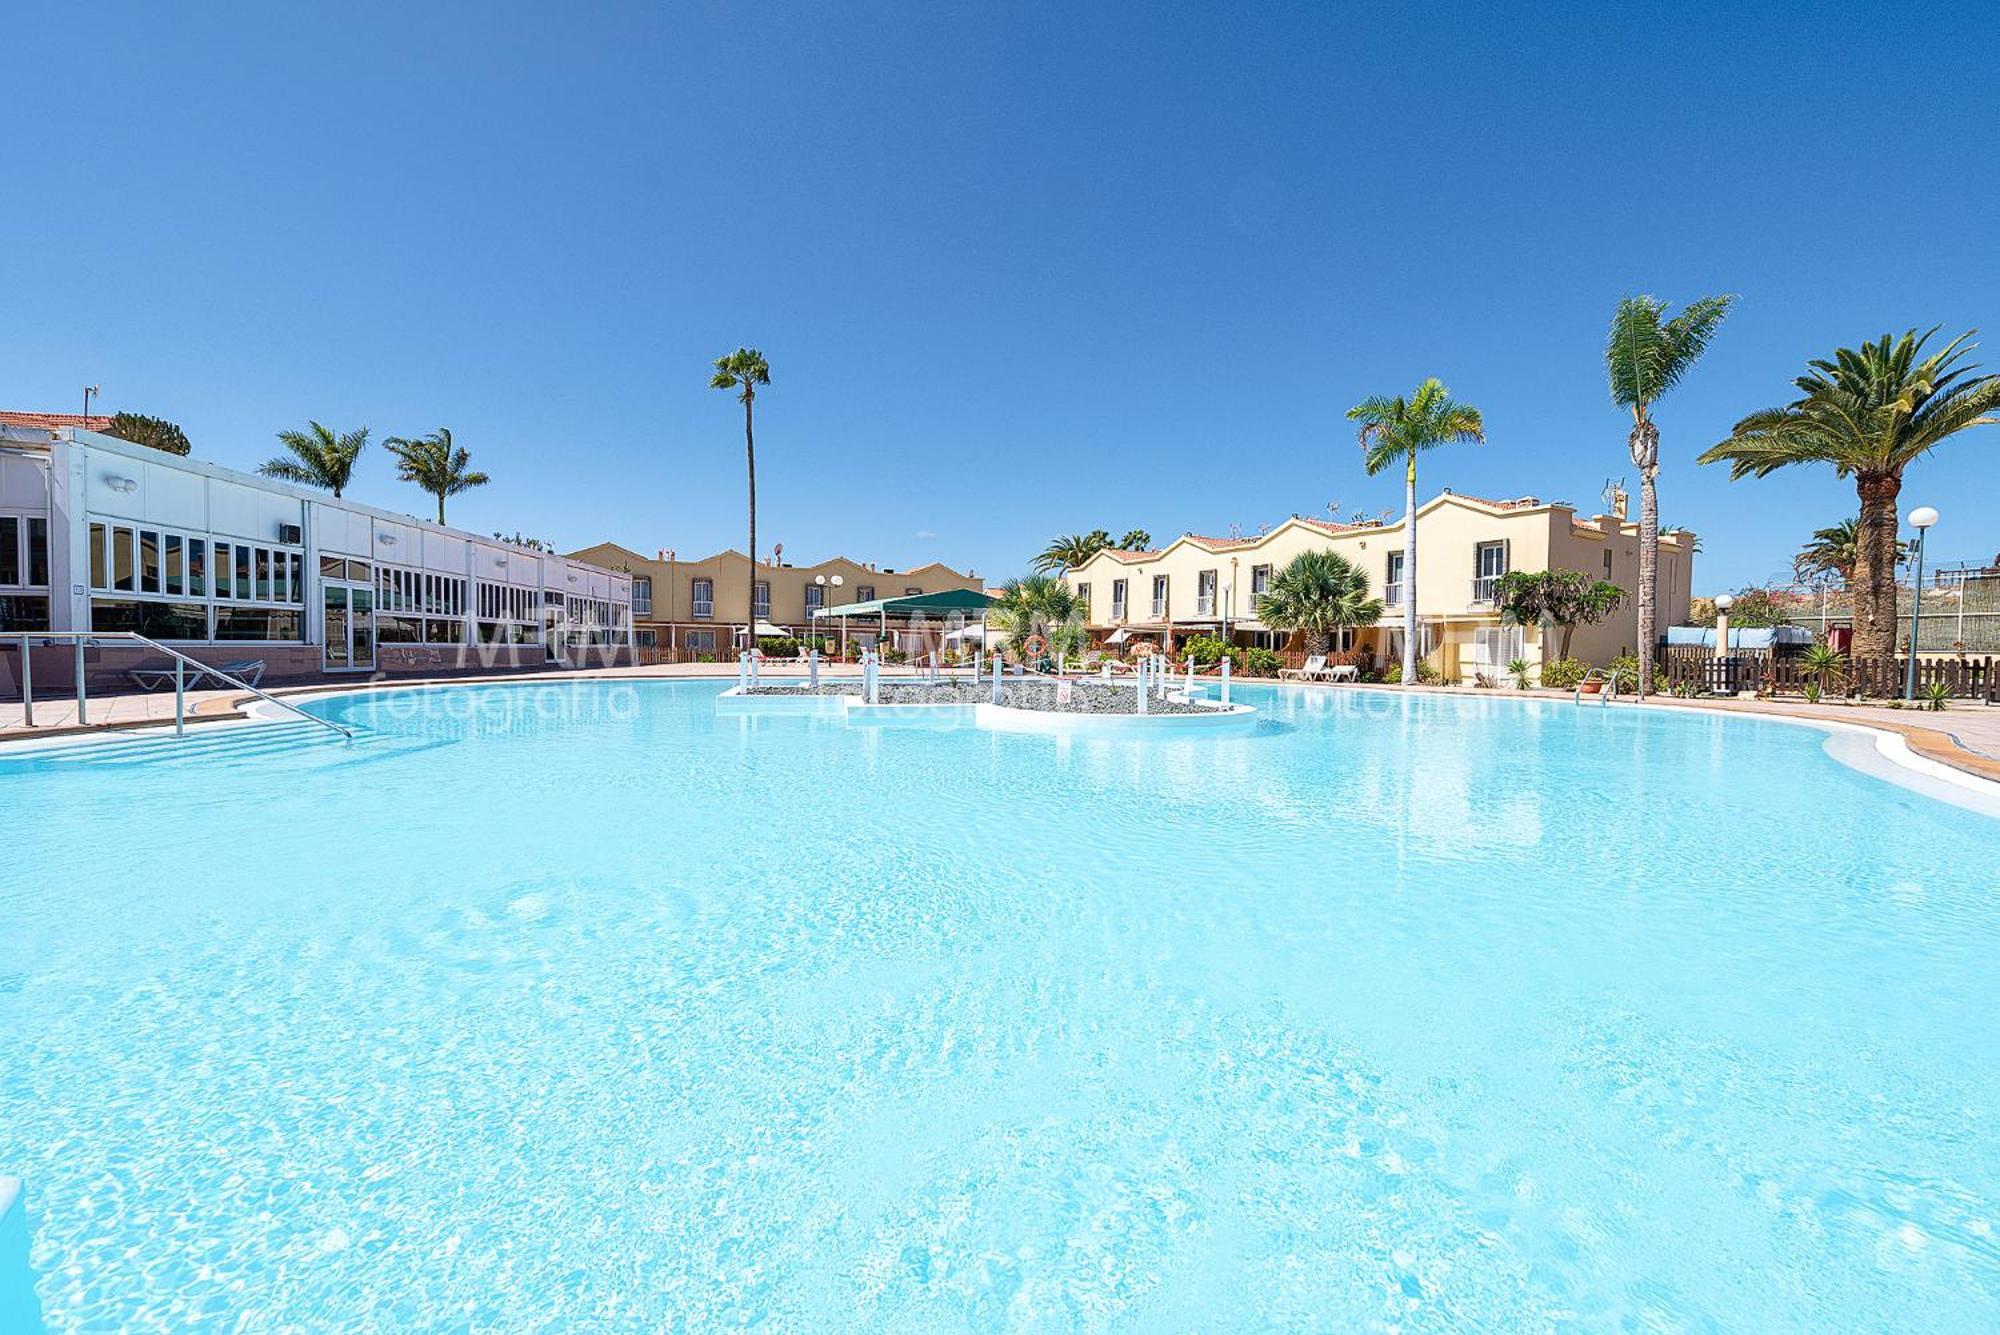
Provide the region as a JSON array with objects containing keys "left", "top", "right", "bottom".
[
  {"left": 1506, "top": 657, "right": 1533, "bottom": 690},
  {"left": 1922, "top": 680, "right": 1952, "bottom": 712},
  {"left": 1799, "top": 642, "right": 1848, "bottom": 696},
  {"left": 1606, "top": 294, "right": 1735, "bottom": 698},
  {"left": 1700, "top": 328, "right": 2000, "bottom": 659}
]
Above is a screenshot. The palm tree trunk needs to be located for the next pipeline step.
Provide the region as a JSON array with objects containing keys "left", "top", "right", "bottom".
[
  {"left": 437, "top": 493, "right": 446, "bottom": 525},
  {"left": 744, "top": 393, "right": 757, "bottom": 647},
  {"left": 1628, "top": 413, "right": 1661, "bottom": 700},
  {"left": 1402, "top": 452, "right": 1417, "bottom": 685},
  {"left": 1853, "top": 471, "right": 1902, "bottom": 661}
]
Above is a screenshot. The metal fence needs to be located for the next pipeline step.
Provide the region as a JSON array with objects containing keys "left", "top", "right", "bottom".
[{"left": 1762, "top": 571, "right": 2000, "bottom": 654}]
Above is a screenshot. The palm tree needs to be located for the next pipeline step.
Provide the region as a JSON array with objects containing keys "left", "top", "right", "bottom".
[
  {"left": 1606, "top": 294, "right": 1735, "bottom": 698},
  {"left": 1348, "top": 378, "right": 1484, "bottom": 684},
  {"left": 1699, "top": 328, "right": 2000, "bottom": 659},
  {"left": 989, "top": 574, "right": 1087, "bottom": 661},
  {"left": 1254, "top": 548, "right": 1384, "bottom": 658},
  {"left": 259, "top": 421, "right": 368, "bottom": 497},
  {"left": 1033, "top": 530, "right": 1112, "bottom": 574},
  {"left": 383, "top": 427, "right": 489, "bottom": 524},
  {"left": 710, "top": 348, "right": 771, "bottom": 638},
  {"left": 1793, "top": 518, "right": 1862, "bottom": 585},
  {"left": 1117, "top": 529, "right": 1152, "bottom": 550}
]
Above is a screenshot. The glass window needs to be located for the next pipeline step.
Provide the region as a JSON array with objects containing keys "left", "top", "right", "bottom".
[
  {"left": 256, "top": 548, "right": 274, "bottom": 601},
  {"left": 91, "top": 598, "right": 208, "bottom": 639},
  {"left": 289, "top": 552, "right": 304, "bottom": 603},
  {"left": 804, "top": 584, "right": 823, "bottom": 612},
  {"left": 753, "top": 581, "right": 771, "bottom": 615},
  {"left": 632, "top": 577, "right": 653, "bottom": 616},
  {"left": 139, "top": 530, "right": 161, "bottom": 594},
  {"left": 1250, "top": 564, "right": 1271, "bottom": 597},
  {"left": 856, "top": 585, "right": 874, "bottom": 602},
  {"left": 691, "top": 578, "right": 713, "bottom": 617},
  {"left": 1111, "top": 579, "right": 1127, "bottom": 617},
  {"left": 0, "top": 517, "right": 16, "bottom": 585},
  {"left": 1385, "top": 551, "right": 1405, "bottom": 604},
  {"left": 424, "top": 617, "right": 461, "bottom": 644},
  {"left": 213, "top": 606, "right": 302, "bottom": 641},
  {"left": 89, "top": 522, "right": 108, "bottom": 589},
  {"left": 164, "top": 534, "right": 184, "bottom": 596},
  {"left": 188, "top": 539, "right": 207, "bottom": 598},
  {"left": 0, "top": 594, "right": 51, "bottom": 632},
  {"left": 235, "top": 544, "right": 253, "bottom": 600},
  {"left": 113, "top": 527, "right": 136, "bottom": 592},
  {"left": 1076, "top": 582, "right": 1089, "bottom": 606},
  {"left": 213, "top": 543, "right": 232, "bottom": 599},
  {"left": 320, "top": 555, "right": 347, "bottom": 578}
]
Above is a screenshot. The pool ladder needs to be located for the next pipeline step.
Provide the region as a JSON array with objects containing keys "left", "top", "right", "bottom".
[{"left": 1574, "top": 670, "right": 1618, "bottom": 706}]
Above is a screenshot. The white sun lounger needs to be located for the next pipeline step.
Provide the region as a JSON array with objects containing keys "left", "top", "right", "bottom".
[
  {"left": 127, "top": 658, "right": 266, "bottom": 692},
  {"left": 1280, "top": 654, "right": 1328, "bottom": 681}
]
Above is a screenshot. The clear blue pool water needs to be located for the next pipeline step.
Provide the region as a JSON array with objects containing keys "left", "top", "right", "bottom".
[{"left": 2, "top": 679, "right": 1996, "bottom": 1330}]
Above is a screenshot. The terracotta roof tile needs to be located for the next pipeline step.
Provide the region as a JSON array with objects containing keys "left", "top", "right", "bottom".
[
  {"left": 0, "top": 411, "right": 114, "bottom": 431},
  {"left": 1438, "top": 490, "right": 1540, "bottom": 511}
]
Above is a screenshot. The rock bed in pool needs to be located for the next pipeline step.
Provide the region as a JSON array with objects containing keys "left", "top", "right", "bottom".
[{"left": 742, "top": 678, "right": 1219, "bottom": 715}]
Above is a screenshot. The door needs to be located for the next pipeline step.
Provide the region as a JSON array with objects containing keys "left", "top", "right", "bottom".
[{"left": 322, "top": 584, "right": 376, "bottom": 671}]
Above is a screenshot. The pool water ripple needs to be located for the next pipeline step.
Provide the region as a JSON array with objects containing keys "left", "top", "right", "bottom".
[{"left": 0, "top": 679, "right": 1995, "bottom": 1330}]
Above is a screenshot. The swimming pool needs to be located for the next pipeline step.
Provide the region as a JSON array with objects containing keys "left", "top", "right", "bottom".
[{"left": 2, "top": 680, "right": 1996, "bottom": 1329}]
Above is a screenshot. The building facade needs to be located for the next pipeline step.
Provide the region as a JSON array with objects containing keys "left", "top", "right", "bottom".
[
  {"left": 1061, "top": 490, "right": 1696, "bottom": 680},
  {"left": 0, "top": 422, "right": 633, "bottom": 683},
  {"left": 564, "top": 542, "right": 984, "bottom": 654}
]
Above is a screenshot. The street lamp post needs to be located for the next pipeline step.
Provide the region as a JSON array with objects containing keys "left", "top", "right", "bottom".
[
  {"left": 1904, "top": 506, "right": 1938, "bottom": 700},
  {"left": 1712, "top": 593, "right": 1734, "bottom": 695},
  {"left": 83, "top": 384, "right": 99, "bottom": 421}
]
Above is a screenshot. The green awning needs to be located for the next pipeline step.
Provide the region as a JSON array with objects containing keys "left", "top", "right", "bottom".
[{"left": 811, "top": 588, "right": 994, "bottom": 620}]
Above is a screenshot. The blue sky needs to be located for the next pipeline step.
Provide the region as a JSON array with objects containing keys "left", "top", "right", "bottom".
[{"left": 5, "top": 1, "right": 1995, "bottom": 589}]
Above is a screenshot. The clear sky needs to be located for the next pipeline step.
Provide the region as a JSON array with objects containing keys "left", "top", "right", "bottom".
[{"left": 5, "top": 1, "right": 1995, "bottom": 589}]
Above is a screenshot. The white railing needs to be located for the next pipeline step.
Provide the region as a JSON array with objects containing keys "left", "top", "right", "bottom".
[
  {"left": 1196, "top": 595, "right": 1215, "bottom": 616},
  {"left": 1151, "top": 599, "right": 1167, "bottom": 618},
  {"left": 1111, "top": 602, "right": 1126, "bottom": 621},
  {"left": 691, "top": 600, "right": 714, "bottom": 619},
  {"left": 1471, "top": 576, "right": 1499, "bottom": 605},
  {"left": 9, "top": 631, "right": 352, "bottom": 740}
]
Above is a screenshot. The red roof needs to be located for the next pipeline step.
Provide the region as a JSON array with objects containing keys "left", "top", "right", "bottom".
[
  {"left": 0, "top": 411, "right": 114, "bottom": 431},
  {"left": 1438, "top": 490, "right": 1540, "bottom": 511}
]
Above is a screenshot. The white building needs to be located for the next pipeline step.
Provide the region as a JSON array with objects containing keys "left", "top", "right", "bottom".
[{"left": 0, "top": 420, "right": 632, "bottom": 681}]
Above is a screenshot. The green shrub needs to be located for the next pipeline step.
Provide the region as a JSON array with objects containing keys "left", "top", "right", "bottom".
[
  {"left": 1606, "top": 654, "right": 1669, "bottom": 694},
  {"left": 1506, "top": 657, "right": 1534, "bottom": 690},
  {"left": 1241, "top": 646, "right": 1281, "bottom": 676},
  {"left": 1383, "top": 661, "right": 1439, "bottom": 685},
  {"left": 1539, "top": 658, "right": 1586, "bottom": 690},
  {"left": 1184, "top": 634, "right": 1244, "bottom": 667},
  {"left": 756, "top": 636, "right": 801, "bottom": 657},
  {"left": 1922, "top": 681, "right": 1952, "bottom": 712}
]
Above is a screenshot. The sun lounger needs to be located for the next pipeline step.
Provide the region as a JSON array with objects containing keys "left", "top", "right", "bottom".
[
  {"left": 1280, "top": 654, "right": 1328, "bottom": 681},
  {"left": 1326, "top": 663, "right": 1358, "bottom": 682},
  {"left": 126, "top": 658, "right": 265, "bottom": 692}
]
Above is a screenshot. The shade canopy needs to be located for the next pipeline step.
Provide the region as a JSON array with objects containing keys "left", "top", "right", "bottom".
[
  {"left": 811, "top": 589, "right": 994, "bottom": 621},
  {"left": 734, "top": 620, "right": 791, "bottom": 639}
]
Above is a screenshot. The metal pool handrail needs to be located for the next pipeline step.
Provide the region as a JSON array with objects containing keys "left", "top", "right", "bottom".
[{"left": 9, "top": 631, "right": 352, "bottom": 741}]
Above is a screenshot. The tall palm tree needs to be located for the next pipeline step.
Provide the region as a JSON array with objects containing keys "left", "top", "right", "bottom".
[
  {"left": 1117, "top": 529, "right": 1152, "bottom": 550},
  {"left": 989, "top": 574, "right": 1087, "bottom": 660},
  {"left": 383, "top": 427, "right": 489, "bottom": 524},
  {"left": 1033, "top": 530, "right": 1111, "bottom": 573},
  {"left": 1700, "top": 328, "right": 2000, "bottom": 659},
  {"left": 259, "top": 421, "right": 368, "bottom": 498},
  {"left": 1793, "top": 518, "right": 1863, "bottom": 585},
  {"left": 1348, "top": 378, "right": 1484, "bottom": 684},
  {"left": 710, "top": 348, "right": 771, "bottom": 638},
  {"left": 1254, "top": 548, "right": 1384, "bottom": 658},
  {"left": 1606, "top": 294, "right": 1734, "bottom": 697}
]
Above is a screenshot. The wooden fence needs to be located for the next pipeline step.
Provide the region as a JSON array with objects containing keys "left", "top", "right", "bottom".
[{"left": 1660, "top": 647, "right": 1997, "bottom": 701}]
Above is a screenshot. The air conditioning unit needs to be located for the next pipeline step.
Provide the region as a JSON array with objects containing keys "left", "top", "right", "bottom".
[{"left": 278, "top": 523, "right": 303, "bottom": 545}]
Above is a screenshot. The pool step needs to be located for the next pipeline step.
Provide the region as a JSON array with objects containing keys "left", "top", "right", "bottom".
[{"left": 23, "top": 720, "right": 371, "bottom": 767}]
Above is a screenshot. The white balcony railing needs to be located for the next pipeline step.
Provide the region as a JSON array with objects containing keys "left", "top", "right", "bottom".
[
  {"left": 692, "top": 600, "right": 714, "bottom": 619},
  {"left": 1151, "top": 598, "right": 1167, "bottom": 619},
  {"left": 1384, "top": 584, "right": 1403, "bottom": 608},
  {"left": 1110, "top": 601, "right": 1127, "bottom": 621},
  {"left": 1471, "top": 576, "right": 1499, "bottom": 605},
  {"left": 1196, "top": 595, "right": 1215, "bottom": 616}
]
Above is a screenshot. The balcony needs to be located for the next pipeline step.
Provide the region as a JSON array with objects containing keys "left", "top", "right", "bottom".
[
  {"left": 1471, "top": 576, "right": 1500, "bottom": 606},
  {"left": 1110, "top": 602, "right": 1127, "bottom": 622},
  {"left": 752, "top": 604, "right": 772, "bottom": 621},
  {"left": 692, "top": 600, "right": 714, "bottom": 620},
  {"left": 1383, "top": 584, "right": 1403, "bottom": 608},
  {"left": 1196, "top": 595, "right": 1215, "bottom": 616},
  {"left": 1150, "top": 598, "right": 1167, "bottom": 619}
]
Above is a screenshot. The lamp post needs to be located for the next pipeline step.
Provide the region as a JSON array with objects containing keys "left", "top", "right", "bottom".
[
  {"left": 1712, "top": 593, "right": 1733, "bottom": 695},
  {"left": 1904, "top": 506, "right": 1938, "bottom": 700},
  {"left": 83, "top": 384, "right": 99, "bottom": 422}
]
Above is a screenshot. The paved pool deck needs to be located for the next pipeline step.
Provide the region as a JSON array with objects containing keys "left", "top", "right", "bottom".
[{"left": 4, "top": 663, "right": 1998, "bottom": 785}]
